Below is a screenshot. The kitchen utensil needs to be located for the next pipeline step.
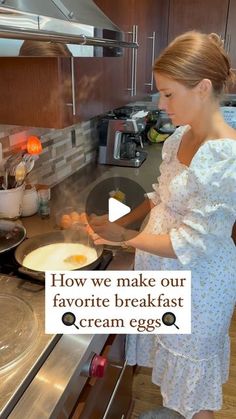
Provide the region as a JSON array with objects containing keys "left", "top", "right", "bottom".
[
  {"left": 14, "top": 161, "right": 27, "bottom": 187},
  {"left": 0, "top": 183, "right": 25, "bottom": 219},
  {"left": 0, "top": 220, "right": 26, "bottom": 253},
  {"left": 14, "top": 230, "right": 104, "bottom": 281},
  {"left": 3, "top": 152, "right": 24, "bottom": 190},
  {"left": 22, "top": 153, "right": 38, "bottom": 174}
]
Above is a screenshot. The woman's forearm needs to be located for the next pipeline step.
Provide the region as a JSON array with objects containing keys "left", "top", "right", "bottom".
[
  {"left": 117, "top": 198, "right": 154, "bottom": 227},
  {"left": 124, "top": 230, "right": 177, "bottom": 259}
]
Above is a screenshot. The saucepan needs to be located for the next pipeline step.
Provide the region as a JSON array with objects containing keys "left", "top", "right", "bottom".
[{"left": 14, "top": 230, "right": 104, "bottom": 281}]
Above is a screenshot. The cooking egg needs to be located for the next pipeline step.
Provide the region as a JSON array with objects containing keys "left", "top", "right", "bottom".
[
  {"left": 60, "top": 214, "right": 72, "bottom": 229},
  {"left": 70, "top": 211, "right": 80, "bottom": 222},
  {"left": 80, "top": 212, "right": 88, "bottom": 224}
]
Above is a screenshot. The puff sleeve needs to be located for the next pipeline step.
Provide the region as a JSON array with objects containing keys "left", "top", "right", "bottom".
[
  {"left": 145, "top": 183, "right": 161, "bottom": 205},
  {"left": 146, "top": 127, "right": 184, "bottom": 205},
  {"left": 170, "top": 141, "right": 236, "bottom": 266}
]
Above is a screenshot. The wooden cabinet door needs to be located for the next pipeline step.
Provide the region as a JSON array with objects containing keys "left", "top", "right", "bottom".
[
  {"left": 94, "top": 0, "right": 134, "bottom": 104},
  {"left": 95, "top": 0, "right": 169, "bottom": 100},
  {"left": 168, "top": 0, "right": 229, "bottom": 42},
  {"left": 226, "top": 0, "right": 236, "bottom": 69},
  {"left": 0, "top": 57, "right": 74, "bottom": 128},
  {"left": 137, "top": 0, "right": 169, "bottom": 96},
  {"left": 73, "top": 56, "right": 127, "bottom": 119}
]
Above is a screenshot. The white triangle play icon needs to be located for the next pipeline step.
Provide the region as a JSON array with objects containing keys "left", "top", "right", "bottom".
[{"left": 108, "top": 197, "right": 131, "bottom": 222}]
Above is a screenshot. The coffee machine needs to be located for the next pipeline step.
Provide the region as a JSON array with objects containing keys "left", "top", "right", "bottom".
[{"left": 98, "top": 109, "right": 148, "bottom": 167}]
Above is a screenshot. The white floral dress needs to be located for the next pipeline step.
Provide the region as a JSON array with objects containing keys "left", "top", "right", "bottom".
[{"left": 126, "top": 126, "right": 236, "bottom": 419}]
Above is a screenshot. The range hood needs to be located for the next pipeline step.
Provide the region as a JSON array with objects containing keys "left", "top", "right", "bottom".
[{"left": 0, "top": 0, "right": 138, "bottom": 57}]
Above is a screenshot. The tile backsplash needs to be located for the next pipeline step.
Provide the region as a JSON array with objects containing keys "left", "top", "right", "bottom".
[{"left": 0, "top": 118, "right": 99, "bottom": 187}]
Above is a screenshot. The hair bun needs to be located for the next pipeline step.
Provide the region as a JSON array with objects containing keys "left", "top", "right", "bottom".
[{"left": 208, "top": 33, "right": 224, "bottom": 48}]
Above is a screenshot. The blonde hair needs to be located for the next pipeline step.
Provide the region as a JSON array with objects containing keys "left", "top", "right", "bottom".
[
  {"left": 153, "top": 31, "right": 235, "bottom": 97},
  {"left": 19, "top": 40, "right": 72, "bottom": 57}
]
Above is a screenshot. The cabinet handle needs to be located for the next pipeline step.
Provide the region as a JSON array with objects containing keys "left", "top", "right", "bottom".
[
  {"left": 71, "top": 57, "right": 76, "bottom": 116},
  {"left": 65, "top": 57, "right": 76, "bottom": 115},
  {"left": 224, "top": 34, "right": 229, "bottom": 53},
  {"left": 145, "top": 31, "right": 156, "bottom": 91},
  {"left": 228, "top": 34, "right": 231, "bottom": 54},
  {"left": 127, "top": 25, "right": 138, "bottom": 96},
  {"left": 102, "top": 360, "right": 128, "bottom": 419}
]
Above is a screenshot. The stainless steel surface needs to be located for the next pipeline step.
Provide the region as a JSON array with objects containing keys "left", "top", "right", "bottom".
[
  {"left": 228, "top": 33, "right": 231, "bottom": 54},
  {"left": 8, "top": 334, "right": 109, "bottom": 419},
  {"left": 0, "top": 0, "right": 138, "bottom": 56},
  {"left": 127, "top": 25, "right": 138, "bottom": 96},
  {"left": 145, "top": 31, "right": 156, "bottom": 91},
  {"left": 71, "top": 56, "right": 76, "bottom": 115},
  {"left": 0, "top": 274, "right": 59, "bottom": 419},
  {"left": 0, "top": 250, "right": 133, "bottom": 418},
  {"left": 132, "top": 25, "right": 138, "bottom": 96},
  {"left": 98, "top": 110, "right": 147, "bottom": 167}
]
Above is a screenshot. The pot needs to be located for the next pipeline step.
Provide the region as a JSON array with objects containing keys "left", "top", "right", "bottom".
[
  {"left": 0, "top": 220, "right": 26, "bottom": 253},
  {"left": 14, "top": 230, "right": 104, "bottom": 281}
]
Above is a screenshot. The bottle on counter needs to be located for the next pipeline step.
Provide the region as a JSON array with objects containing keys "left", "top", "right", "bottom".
[{"left": 38, "top": 187, "right": 50, "bottom": 219}]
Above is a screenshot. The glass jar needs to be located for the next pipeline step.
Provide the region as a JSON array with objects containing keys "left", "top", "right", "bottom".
[{"left": 38, "top": 188, "right": 50, "bottom": 219}]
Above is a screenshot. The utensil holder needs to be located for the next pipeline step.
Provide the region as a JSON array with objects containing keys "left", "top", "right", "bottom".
[{"left": 0, "top": 184, "right": 25, "bottom": 219}]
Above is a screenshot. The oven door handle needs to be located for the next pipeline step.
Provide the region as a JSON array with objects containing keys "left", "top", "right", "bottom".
[{"left": 102, "top": 359, "right": 128, "bottom": 419}]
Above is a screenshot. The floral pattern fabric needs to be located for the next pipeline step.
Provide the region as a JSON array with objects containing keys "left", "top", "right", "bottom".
[{"left": 126, "top": 126, "right": 236, "bottom": 419}]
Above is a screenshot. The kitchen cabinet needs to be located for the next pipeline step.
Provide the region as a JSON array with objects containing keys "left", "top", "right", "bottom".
[
  {"left": 225, "top": 0, "right": 236, "bottom": 69},
  {"left": 0, "top": 57, "right": 70, "bottom": 128},
  {"left": 0, "top": 56, "right": 126, "bottom": 128},
  {"left": 95, "top": 0, "right": 169, "bottom": 99},
  {"left": 167, "top": 0, "right": 236, "bottom": 91},
  {"left": 0, "top": 1, "right": 169, "bottom": 128},
  {"left": 168, "top": 0, "right": 229, "bottom": 42}
]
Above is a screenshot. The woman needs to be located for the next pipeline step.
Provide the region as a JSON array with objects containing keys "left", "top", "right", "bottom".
[{"left": 91, "top": 31, "right": 236, "bottom": 419}]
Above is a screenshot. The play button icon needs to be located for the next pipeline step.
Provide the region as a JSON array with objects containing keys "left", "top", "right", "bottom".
[
  {"left": 108, "top": 197, "right": 131, "bottom": 222},
  {"left": 85, "top": 176, "right": 151, "bottom": 243}
]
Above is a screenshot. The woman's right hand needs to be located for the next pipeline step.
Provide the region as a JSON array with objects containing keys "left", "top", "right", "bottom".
[{"left": 89, "top": 213, "right": 109, "bottom": 224}]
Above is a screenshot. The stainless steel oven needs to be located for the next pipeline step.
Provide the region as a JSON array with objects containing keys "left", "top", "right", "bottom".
[{"left": 0, "top": 251, "right": 134, "bottom": 419}]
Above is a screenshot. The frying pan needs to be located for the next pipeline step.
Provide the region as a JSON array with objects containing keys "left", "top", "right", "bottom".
[
  {"left": 14, "top": 230, "right": 104, "bottom": 281},
  {"left": 0, "top": 220, "right": 26, "bottom": 253}
]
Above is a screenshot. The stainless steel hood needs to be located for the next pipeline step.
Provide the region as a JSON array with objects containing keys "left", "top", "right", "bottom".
[{"left": 0, "top": 0, "right": 138, "bottom": 57}]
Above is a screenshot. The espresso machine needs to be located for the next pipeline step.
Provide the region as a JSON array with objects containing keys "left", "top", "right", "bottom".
[{"left": 98, "top": 108, "right": 148, "bottom": 167}]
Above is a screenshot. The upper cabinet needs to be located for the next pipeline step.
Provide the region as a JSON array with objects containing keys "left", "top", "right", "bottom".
[
  {"left": 95, "top": 0, "right": 169, "bottom": 99},
  {"left": 2, "top": 0, "right": 236, "bottom": 129},
  {"left": 225, "top": 0, "right": 236, "bottom": 69},
  {"left": 0, "top": 0, "right": 169, "bottom": 128},
  {"left": 168, "top": 0, "right": 229, "bottom": 42},
  {"left": 167, "top": 0, "right": 236, "bottom": 90}
]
